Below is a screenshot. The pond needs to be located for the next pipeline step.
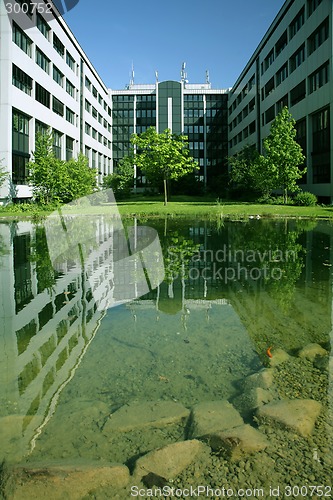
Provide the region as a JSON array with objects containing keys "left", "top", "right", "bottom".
[{"left": 0, "top": 214, "right": 332, "bottom": 498}]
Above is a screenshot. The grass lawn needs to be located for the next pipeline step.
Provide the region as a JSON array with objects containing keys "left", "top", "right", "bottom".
[{"left": 1, "top": 195, "right": 333, "bottom": 220}]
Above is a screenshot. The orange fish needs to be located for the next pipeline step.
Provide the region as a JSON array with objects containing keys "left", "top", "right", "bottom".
[{"left": 266, "top": 346, "right": 273, "bottom": 358}]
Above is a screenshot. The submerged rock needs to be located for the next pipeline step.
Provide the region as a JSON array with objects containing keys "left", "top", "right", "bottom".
[
  {"left": 298, "top": 343, "right": 328, "bottom": 362},
  {"left": 206, "top": 424, "right": 269, "bottom": 460},
  {"left": 189, "top": 400, "right": 244, "bottom": 439},
  {"left": 233, "top": 387, "right": 274, "bottom": 413},
  {"left": 268, "top": 348, "right": 290, "bottom": 367},
  {"left": 10, "top": 464, "right": 129, "bottom": 500},
  {"left": 103, "top": 401, "right": 190, "bottom": 434},
  {"left": 257, "top": 399, "right": 322, "bottom": 437},
  {"left": 243, "top": 369, "right": 274, "bottom": 391},
  {"left": 133, "top": 440, "right": 209, "bottom": 480}
]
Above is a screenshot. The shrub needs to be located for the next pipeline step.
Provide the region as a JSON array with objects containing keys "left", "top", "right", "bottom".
[{"left": 294, "top": 191, "right": 317, "bottom": 207}]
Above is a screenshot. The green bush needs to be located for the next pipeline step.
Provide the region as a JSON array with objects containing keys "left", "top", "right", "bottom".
[{"left": 293, "top": 191, "right": 317, "bottom": 206}]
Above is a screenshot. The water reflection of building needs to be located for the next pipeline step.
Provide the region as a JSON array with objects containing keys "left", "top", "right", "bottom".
[{"left": 0, "top": 219, "right": 119, "bottom": 462}]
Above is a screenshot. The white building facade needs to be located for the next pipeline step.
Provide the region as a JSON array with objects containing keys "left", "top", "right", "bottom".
[{"left": 0, "top": 0, "right": 113, "bottom": 202}]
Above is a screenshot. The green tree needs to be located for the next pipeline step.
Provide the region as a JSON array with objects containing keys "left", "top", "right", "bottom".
[
  {"left": 29, "top": 131, "right": 96, "bottom": 205},
  {"left": 229, "top": 145, "right": 275, "bottom": 198},
  {"left": 263, "top": 106, "right": 305, "bottom": 204},
  {"left": 131, "top": 127, "right": 198, "bottom": 205},
  {"left": 0, "top": 160, "right": 7, "bottom": 188},
  {"left": 103, "top": 155, "right": 134, "bottom": 198}
]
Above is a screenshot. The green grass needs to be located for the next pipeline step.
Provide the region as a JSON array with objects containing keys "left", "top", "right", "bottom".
[{"left": 1, "top": 195, "right": 333, "bottom": 220}]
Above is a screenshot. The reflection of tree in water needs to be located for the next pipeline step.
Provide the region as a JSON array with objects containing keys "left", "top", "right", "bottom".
[
  {"left": 163, "top": 231, "right": 200, "bottom": 284},
  {"left": 227, "top": 219, "right": 310, "bottom": 312},
  {"left": 30, "top": 226, "right": 57, "bottom": 295}
]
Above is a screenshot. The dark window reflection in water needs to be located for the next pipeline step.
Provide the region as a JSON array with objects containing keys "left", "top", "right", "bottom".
[{"left": 0, "top": 218, "right": 332, "bottom": 493}]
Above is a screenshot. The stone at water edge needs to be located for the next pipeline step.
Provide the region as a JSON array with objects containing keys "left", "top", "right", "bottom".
[
  {"left": 233, "top": 387, "right": 274, "bottom": 412},
  {"left": 243, "top": 369, "right": 274, "bottom": 391},
  {"left": 188, "top": 400, "right": 244, "bottom": 439},
  {"left": 256, "top": 399, "right": 322, "bottom": 437},
  {"left": 103, "top": 401, "right": 190, "bottom": 434},
  {"left": 10, "top": 464, "right": 130, "bottom": 500},
  {"left": 268, "top": 348, "right": 290, "bottom": 367},
  {"left": 206, "top": 424, "right": 269, "bottom": 461},
  {"left": 298, "top": 343, "right": 328, "bottom": 362},
  {"left": 133, "top": 440, "right": 209, "bottom": 481}
]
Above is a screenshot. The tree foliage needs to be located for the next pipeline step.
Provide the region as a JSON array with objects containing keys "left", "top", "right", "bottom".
[
  {"left": 130, "top": 127, "right": 198, "bottom": 205},
  {"left": 229, "top": 107, "right": 306, "bottom": 203},
  {"left": 0, "top": 159, "right": 8, "bottom": 188},
  {"left": 263, "top": 107, "right": 305, "bottom": 203},
  {"left": 28, "top": 131, "right": 96, "bottom": 205},
  {"left": 103, "top": 155, "right": 134, "bottom": 198}
]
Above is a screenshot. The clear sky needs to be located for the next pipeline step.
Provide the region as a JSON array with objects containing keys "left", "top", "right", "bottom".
[{"left": 63, "top": 0, "right": 285, "bottom": 90}]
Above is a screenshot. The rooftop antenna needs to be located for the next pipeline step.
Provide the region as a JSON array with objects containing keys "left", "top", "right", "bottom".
[
  {"left": 155, "top": 70, "right": 159, "bottom": 83},
  {"left": 206, "top": 70, "right": 210, "bottom": 85},
  {"left": 130, "top": 62, "right": 135, "bottom": 86},
  {"left": 181, "top": 62, "right": 188, "bottom": 84}
]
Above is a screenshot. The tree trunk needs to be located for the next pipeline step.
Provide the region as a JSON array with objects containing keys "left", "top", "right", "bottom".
[
  {"left": 163, "top": 178, "right": 168, "bottom": 206},
  {"left": 284, "top": 187, "right": 288, "bottom": 205}
]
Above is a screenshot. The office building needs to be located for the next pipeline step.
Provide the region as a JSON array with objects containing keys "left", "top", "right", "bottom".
[
  {"left": 0, "top": 0, "right": 112, "bottom": 202},
  {"left": 110, "top": 75, "right": 229, "bottom": 189},
  {"left": 228, "top": 0, "right": 332, "bottom": 202}
]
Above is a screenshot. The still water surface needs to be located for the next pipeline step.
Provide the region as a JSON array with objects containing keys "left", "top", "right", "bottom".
[{"left": 0, "top": 216, "right": 332, "bottom": 490}]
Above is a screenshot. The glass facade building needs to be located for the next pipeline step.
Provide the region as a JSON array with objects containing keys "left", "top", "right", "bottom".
[{"left": 110, "top": 81, "right": 229, "bottom": 189}]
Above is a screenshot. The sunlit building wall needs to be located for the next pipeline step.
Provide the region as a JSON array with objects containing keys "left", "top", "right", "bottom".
[{"left": 228, "top": 0, "right": 332, "bottom": 202}]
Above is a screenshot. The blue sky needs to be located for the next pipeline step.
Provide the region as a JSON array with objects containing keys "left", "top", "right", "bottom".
[{"left": 63, "top": 0, "right": 285, "bottom": 90}]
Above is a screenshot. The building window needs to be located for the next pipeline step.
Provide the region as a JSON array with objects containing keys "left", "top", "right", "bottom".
[
  {"left": 92, "top": 86, "right": 98, "bottom": 98},
  {"left": 92, "top": 150, "right": 96, "bottom": 169},
  {"left": 53, "top": 33, "right": 64, "bottom": 57},
  {"left": 309, "top": 61, "right": 329, "bottom": 94},
  {"left": 92, "top": 107, "right": 98, "bottom": 119},
  {"left": 35, "top": 83, "right": 50, "bottom": 108},
  {"left": 66, "top": 79, "right": 75, "bottom": 98},
  {"left": 276, "top": 94, "right": 288, "bottom": 114},
  {"left": 36, "top": 48, "right": 50, "bottom": 74},
  {"left": 290, "top": 44, "right": 305, "bottom": 73},
  {"left": 92, "top": 128, "right": 97, "bottom": 139},
  {"left": 289, "top": 7, "right": 305, "bottom": 39},
  {"left": 66, "top": 108, "right": 75, "bottom": 124},
  {"left": 12, "top": 110, "right": 30, "bottom": 184},
  {"left": 66, "top": 51, "right": 75, "bottom": 71},
  {"left": 12, "top": 22, "right": 32, "bottom": 57},
  {"left": 295, "top": 118, "right": 307, "bottom": 183},
  {"left": 52, "top": 96, "right": 64, "bottom": 116},
  {"left": 36, "top": 13, "right": 50, "bottom": 39},
  {"left": 35, "top": 120, "right": 48, "bottom": 135},
  {"left": 85, "top": 99, "right": 91, "bottom": 113},
  {"left": 85, "top": 77, "right": 91, "bottom": 90},
  {"left": 308, "top": 18, "right": 329, "bottom": 55},
  {"left": 85, "top": 122, "right": 91, "bottom": 135},
  {"left": 263, "top": 77, "right": 275, "bottom": 99},
  {"left": 275, "top": 30, "right": 288, "bottom": 57},
  {"left": 312, "top": 107, "right": 330, "bottom": 183},
  {"left": 264, "top": 49, "right": 274, "bottom": 72},
  {"left": 265, "top": 105, "right": 275, "bottom": 125},
  {"left": 290, "top": 79, "right": 306, "bottom": 107},
  {"left": 308, "top": 0, "right": 322, "bottom": 17},
  {"left": 53, "top": 66, "right": 63, "bottom": 86},
  {"left": 249, "top": 121, "right": 256, "bottom": 134},
  {"left": 12, "top": 64, "right": 32, "bottom": 95},
  {"left": 16, "top": 0, "right": 33, "bottom": 17},
  {"left": 53, "top": 130, "right": 62, "bottom": 159},
  {"left": 66, "top": 136, "right": 74, "bottom": 160},
  {"left": 276, "top": 63, "right": 288, "bottom": 86}
]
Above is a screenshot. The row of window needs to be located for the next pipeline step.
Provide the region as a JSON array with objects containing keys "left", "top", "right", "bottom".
[
  {"left": 261, "top": 0, "right": 324, "bottom": 75},
  {"left": 85, "top": 77, "right": 111, "bottom": 116},
  {"left": 229, "top": 74, "right": 255, "bottom": 113},
  {"left": 84, "top": 147, "right": 112, "bottom": 173},
  {"left": 229, "top": 121, "right": 256, "bottom": 148},
  {"left": 229, "top": 99, "right": 255, "bottom": 131},
  {"left": 262, "top": 18, "right": 329, "bottom": 100},
  {"left": 84, "top": 123, "right": 111, "bottom": 149}
]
